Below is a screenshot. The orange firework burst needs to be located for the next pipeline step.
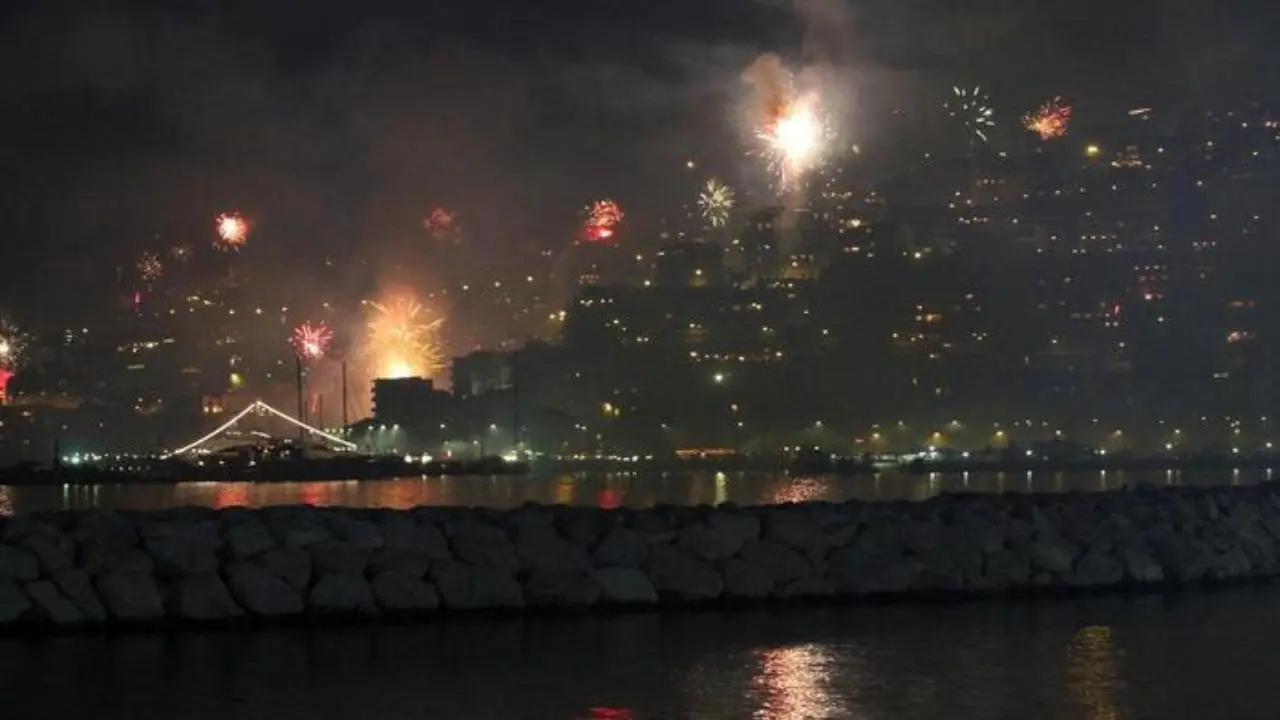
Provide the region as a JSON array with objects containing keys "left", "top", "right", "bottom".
[
  {"left": 137, "top": 251, "right": 163, "bottom": 282},
  {"left": 214, "top": 212, "right": 251, "bottom": 251},
  {"left": 0, "top": 318, "right": 26, "bottom": 372},
  {"left": 1023, "top": 97, "right": 1073, "bottom": 140},
  {"left": 423, "top": 206, "right": 457, "bottom": 240},
  {"left": 169, "top": 244, "right": 194, "bottom": 263},
  {"left": 583, "top": 199, "right": 624, "bottom": 241},
  {"left": 363, "top": 295, "right": 445, "bottom": 379}
]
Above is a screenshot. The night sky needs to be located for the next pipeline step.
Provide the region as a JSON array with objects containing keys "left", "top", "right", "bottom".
[{"left": 1, "top": 0, "right": 1278, "bottom": 319}]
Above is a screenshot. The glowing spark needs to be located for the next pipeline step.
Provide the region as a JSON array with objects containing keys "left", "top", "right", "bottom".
[
  {"left": 698, "top": 179, "right": 736, "bottom": 228},
  {"left": 583, "top": 200, "right": 624, "bottom": 242},
  {"left": 137, "top": 252, "right": 163, "bottom": 282},
  {"left": 946, "top": 86, "right": 995, "bottom": 143},
  {"left": 0, "top": 319, "right": 26, "bottom": 372},
  {"left": 1023, "top": 97, "right": 1073, "bottom": 140},
  {"left": 757, "top": 94, "right": 828, "bottom": 189},
  {"left": 214, "top": 212, "right": 250, "bottom": 252},
  {"left": 291, "top": 322, "right": 333, "bottom": 362},
  {"left": 423, "top": 206, "right": 457, "bottom": 240},
  {"left": 169, "top": 244, "right": 194, "bottom": 263},
  {"left": 364, "top": 295, "right": 445, "bottom": 379}
]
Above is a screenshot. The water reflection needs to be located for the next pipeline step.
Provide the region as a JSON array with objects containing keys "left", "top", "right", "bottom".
[
  {"left": 0, "top": 468, "right": 1271, "bottom": 515},
  {"left": 750, "top": 643, "right": 839, "bottom": 719},
  {"left": 1068, "top": 625, "right": 1125, "bottom": 720}
]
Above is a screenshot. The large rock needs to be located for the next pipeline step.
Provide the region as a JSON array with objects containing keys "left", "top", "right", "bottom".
[
  {"left": 0, "top": 544, "right": 39, "bottom": 581},
  {"left": 720, "top": 559, "right": 773, "bottom": 600},
  {"left": 523, "top": 570, "right": 601, "bottom": 608},
  {"left": 677, "top": 525, "right": 742, "bottom": 561},
  {"left": 223, "top": 523, "right": 275, "bottom": 559},
  {"left": 1069, "top": 550, "right": 1125, "bottom": 587},
  {"left": 516, "top": 534, "right": 591, "bottom": 574},
  {"left": 591, "top": 528, "right": 648, "bottom": 568},
  {"left": 1118, "top": 544, "right": 1164, "bottom": 583},
  {"left": 0, "top": 577, "right": 31, "bottom": 623},
  {"left": 168, "top": 572, "right": 244, "bottom": 620},
  {"left": 16, "top": 524, "right": 75, "bottom": 575},
  {"left": 447, "top": 521, "right": 518, "bottom": 571},
  {"left": 280, "top": 524, "right": 332, "bottom": 549},
  {"left": 829, "top": 546, "right": 922, "bottom": 595},
  {"left": 309, "top": 540, "right": 368, "bottom": 576},
  {"left": 1029, "top": 536, "right": 1078, "bottom": 574},
  {"left": 328, "top": 517, "right": 384, "bottom": 551},
  {"left": 644, "top": 545, "right": 722, "bottom": 601},
  {"left": 592, "top": 568, "right": 658, "bottom": 605},
  {"left": 142, "top": 522, "right": 219, "bottom": 578},
  {"left": 224, "top": 562, "right": 304, "bottom": 616},
  {"left": 707, "top": 512, "right": 759, "bottom": 551},
  {"left": 309, "top": 574, "right": 377, "bottom": 614},
  {"left": 96, "top": 571, "right": 164, "bottom": 621},
  {"left": 51, "top": 568, "right": 107, "bottom": 622},
  {"left": 257, "top": 547, "right": 311, "bottom": 592},
  {"left": 368, "top": 548, "right": 433, "bottom": 579},
  {"left": 379, "top": 518, "right": 450, "bottom": 559},
  {"left": 1154, "top": 535, "right": 1216, "bottom": 582},
  {"left": 25, "top": 581, "right": 83, "bottom": 625},
  {"left": 431, "top": 561, "right": 524, "bottom": 610},
  {"left": 762, "top": 511, "right": 828, "bottom": 559},
  {"left": 370, "top": 571, "right": 440, "bottom": 612},
  {"left": 738, "top": 539, "right": 813, "bottom": 587},
  {"left": 983, "top": 548, "right": 1032, "bottom": 589}
]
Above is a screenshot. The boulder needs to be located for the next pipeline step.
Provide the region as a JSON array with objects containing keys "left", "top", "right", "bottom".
[
  {"left": 522, "top": 570, "right": 601, "bottom": 608},
  {"left": 677, "top": 525, "right": 741, "bottom": 561},
  {"left": 328, "top": 517, "right": 384, "bottom": 551},
  {"left": 223, "top": 523, "right": 275, "bottom": 559},
  {"left": 96, "top": 571, "right": 164, "bottom": 621},
  {"left": 829, "top": 546, "right": 922, "bottom": 595},
  {"left": 309, "top": 540, "right": 368, "bottom": 577},
  {"left": 720, "top": 559, "right": 773, "bottom": 600},
  {"left": 1118, "top": 545, "right": 1164, "bottom": 583},
  {"left": 370, "top": 572, "right": 440, "bottom": 612},
  {"left": 309, "top": 574, "right": 378, "bottom": 614},
  {"left": 738, "top": 540, "right": 813, "bottom": 587},
  {"left": 0, "top": 544, "right": 39, "bottom": 581},
  {"left": 1153, "top": 535, "right": 1215, "bottom": 582},
  {"left": 224, "top": 562, "right": 304, "bottom": 616},
  {"left": 707, "top": 511, "right": 760, "bottom": 550},
  {"left": 1029, "top": 536, "right": 1078, "bottom": 574},
  {"left": 517, "top": 534, "right": 591, "bottom": 574},
  {"left": 280, "top": 524, "right": 332, "bottom": 549},
  {"left": 447, "top": 522, "right": 518, "bottom": 571},
  {"left": 142, "top": 522, "right": 219, "bottom": 578},
  {"left": 431, "top": 561, "right": 524, "bottom": 610},
  {"left": 51, "top": 568, "right": 107, "bottom": 622},
  {"left": 379, "top": 518, "right": 450, "bottom": 559},
  {"left": 0, "top": 577, "right": 31, "bottom": 623},
  {"left": 644, "top": 545, "right": 722, "bottom": 601},
  {"left": 762, "top": 511, "right": 827, "bottom": 559},
  {"left": 983, "top": 548, "right": 1032, "bottom": 589},
  {"left": 83, "top": 545, "right": 154, "bottom": 577},
  {"left": 168, "top": 572, "right": 244, "bottom": 620},
  {"left": 257, "top": 547, "right": 312, "bottom": 592},
  {"left": 777, "top": 576, "right": 836, "bottom": 599},
  {"left": 25, "top": 581, "right": 83, "bottom": 625},
  {"left": 557, "top": 508, "right": 608, "bottom": 547},
  {"left": 368, "top": 548, "right": 433, "bottom": 579},
  {"left": 591, "top": 568, "right": 658, "bottom": 605},
  {"left": 1068, "top": 550, "right": 1125, "bottom": 588},
  {"left": 591, "top": 528, "right": 648, "bottom": 568},
  {"left": 627, "top": 514, "right": 676, "bottom": 544},
  {"left": 17, "top": 525, "right": 75, "bottom": 575}
]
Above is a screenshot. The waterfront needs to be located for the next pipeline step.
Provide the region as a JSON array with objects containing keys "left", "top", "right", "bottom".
[
  {"left": 4, "top": 586, "right": 1280, "bottom": 718},
  {"left": 0, "top": 467, "right": 1273, "bottom": 516}
]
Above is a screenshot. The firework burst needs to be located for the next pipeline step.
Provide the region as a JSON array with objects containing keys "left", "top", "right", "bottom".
[
  {"left": 946, "top": 86, "right": 995, "bottom": 144},
  {"left": 137, "top": 251, "right": 163, "bottom": 282},
  {"left": 291, "top": 321, "right": 334, "bottom": 362},
  {"left": 757, "top": 94, "right": 829, "bottom": 191},
  {"left": 583, "top": 199, "right": 624, "bottom": 241},
  {"left": 1023, "top": 97, "right": 1073, "bottom": 140},
  {"left": 0, "top": 319, "right": 26, "bottom": 372},
  {"left": 169, "top": 244, "right": 194, "bottom": 263},
  {"left": 698, "top": 179, "right": 736, "bottom": 228},
  {"left": 363, "top": 295, "right": 445, "bottom": 379},
  {"left": 214, "top": 212, "right": 251, "bottom": 252},
  {"left": 423, "top": 206, "right": 457, "bottom": 240}
]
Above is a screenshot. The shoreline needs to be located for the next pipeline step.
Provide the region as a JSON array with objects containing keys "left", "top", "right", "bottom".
[{"left": 3, "top": 482, "right": 1280, "bottom": 631}]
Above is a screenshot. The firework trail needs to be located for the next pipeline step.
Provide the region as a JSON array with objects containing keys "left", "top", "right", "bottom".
[
  {"left": 698, "top": 179, "right": 736, "bottom": 228},
  {"left": 291, "top": 321, "right": 334, "bottom": 362},
  {"left": 214, "top": 212, "right": 251, "bottom": 252},
  {"left": 583, "top": 200, "right": 624, "bottom": 241},
  {"left": 137, "top": 251, "right": 163, "bottom": 282},
  {"left": 1023, "top": 97, "right": 1073, "bottom": 140},
  {"left": 363, "top": 295, "right": 446, "bottom": 379},
  {"left": 946, "top": 86, "right": 995, "bottom": 144},
  {"left": 742, "top": 54, "right": 829, "bottom": 191},
  {"left": 423, "top": 207, "right": 457, "bottom": 241}
]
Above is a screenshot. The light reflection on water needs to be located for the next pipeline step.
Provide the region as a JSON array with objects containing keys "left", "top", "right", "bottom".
[{"left": 0, "top": 468, "right": 1272, "bottom": 516}]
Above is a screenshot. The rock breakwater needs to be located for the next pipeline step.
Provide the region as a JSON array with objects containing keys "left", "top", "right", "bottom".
[{"left": 2, "top": 483, "right": 1279, "bottom": 629}]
